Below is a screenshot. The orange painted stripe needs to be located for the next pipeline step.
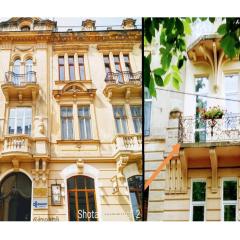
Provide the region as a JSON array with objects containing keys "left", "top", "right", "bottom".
[{"left": 144, "top": 144, "right": 180, "bottom": 190}]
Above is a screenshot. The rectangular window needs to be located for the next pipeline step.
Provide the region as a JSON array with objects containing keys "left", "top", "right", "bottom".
[
  {"left": 78, "top": 56, "right": 85, "bottom": 80},
  {"left": 78, "top": 106, "right": 92, "bottom": 140},
  {"left": 113, "top": 55, "right": 124, "bottom": 83},
  {"left": 144, "top": 88, "right": 152, "bottom": 136},
  {"left": 123, "top": 54, "right": 132, "bottom": 72},
  {"left": 113, "top": 106, "right": 128, "bottom": 134},
  {"left": 223, "top": 180, "right": 237, "bottom": 221},
  {"left": 58, "top": 56, "right": 65, "bottom": 81},
  {"left": 130, "top": 105, "right": 142, "bottom": 133},
  {"left": 103, "top": 55, "right": 111, "bottom": 74},
  {"left": 8, "top": 107, "right": 32, "bottom": 135},
  {"left": 68, "top": 56, "right": 75, "bottom": 81},
  {"left": 61, "top": 106, "right": 73, "bottom": 140},
  {"left": 191, "top": 180, "right": 206, "bottom": 221},
  {"left": 224, "top": 74, "right": 240, "bottom": 114},
  {"left": 195, "top": 77, "right": 209, "bottom": 142}
]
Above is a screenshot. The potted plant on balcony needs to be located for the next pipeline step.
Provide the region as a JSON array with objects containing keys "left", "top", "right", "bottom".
[{"left": 200, "top": 106, "right": 225, "bottom": 137}]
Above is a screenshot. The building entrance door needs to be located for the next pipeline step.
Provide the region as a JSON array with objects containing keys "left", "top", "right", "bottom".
[{"left": 0, "top": 172, "right": 32, "bottom": 221}]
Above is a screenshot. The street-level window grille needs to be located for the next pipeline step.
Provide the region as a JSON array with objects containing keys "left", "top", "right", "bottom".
[
  {"left": 58, "top": 56, "right": 65, "bottom": 81},
  {"left": 78, "top": 56, "right": 86, "bottom": 80},
  {"left": 130, "top": 105, "right": 142, "bottom": 133},
  {"left": 68, "top": 56, "right": 75, "bottom": 81},
  {"left": 113, "top": 106, "right": 128, "bottom": 134},
  {"left": 61, "top": 106, "right": 73, "bottom": 140},
  {"left": 8, "top": 107, "right": 32, "bottom": 135},
  {"left": 67, "top": 175, "right": 97, "bottom": 221},
  {"left": 128, "top": 175, "right": 142, "bottom": 221},
  {"left": 223, "top": 180, "right": 237, "bottom": 221},
  {"left": 191, "top": 180, "right": 206, "bottom": 221},
  {"left": 78, "top": 106, "right": 92, "bottom": 140}
]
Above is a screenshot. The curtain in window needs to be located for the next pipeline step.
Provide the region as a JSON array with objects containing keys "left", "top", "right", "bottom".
[
  {"left": 61, "top": 107, "right": 73, "bottom": 140},
  {"left": 130, "top": 106, "right": 142, "bottom": 133},
  {"left": 78, "top": 106, "right": 92, "bottom": 139},
  {"left": 113, "top": 106, "right": 128, "bottom": 134}
]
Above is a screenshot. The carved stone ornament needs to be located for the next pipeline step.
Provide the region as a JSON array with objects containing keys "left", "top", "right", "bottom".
[
  {"left": 116, "top": 155, "right": 128, "bottom": 180},
  {"left": 76, "top": 159, "right": 84, "bottom": 174}
]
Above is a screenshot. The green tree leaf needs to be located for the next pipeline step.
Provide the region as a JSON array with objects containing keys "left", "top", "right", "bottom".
[
  {"left": 144, "top": 56, "right": 151, "bottom": 88},
  {"left": 173, "top": 76, "right": 180, "bottom": 90},
  {"left": 161, "top": 53, "right": 172, "bottom": 71},
  {"left": 153, "top": 68, "right": 166, "bottom": 76},
  {"left": 154, "top": 74, "right": 164, "bottom": 86},
  {"left": 217, "top": 24, "right": 227, "bottom": 35},
  {"left": 183, "top": 20, "right": 191, "bottom": 35},
  {"left": 220, "top": 34, "right": 237, "bottom": 58},
  {"left": 149, "top": 74, "right": 156, "bottom": 97},
  {"left": 164, "top": 73, "right": 172, "bottom": 86}
]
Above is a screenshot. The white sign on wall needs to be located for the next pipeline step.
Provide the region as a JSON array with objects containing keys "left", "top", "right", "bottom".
[{"left": 33, "top": 198, "right": 48, "bottom": 209}]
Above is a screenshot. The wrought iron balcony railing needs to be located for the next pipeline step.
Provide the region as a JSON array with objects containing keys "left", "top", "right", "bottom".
[
  {"left": 105, "top": 71, "right": 142, "bottom": 85},
  {"left": 178, "top": 114, "right": 240, "bottom": 143},
  {"left": 5, "top": 71, "right": 37, "bottom": 85}
]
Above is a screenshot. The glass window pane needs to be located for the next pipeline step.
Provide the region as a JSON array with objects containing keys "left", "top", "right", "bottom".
[
  {"left": 79, "top": 65, "right": 85, "bottom": 80},
  {"left": 223, "top": 181, "right": 237, "bottom": 201},
  {"left": 130, "top": 192, "right": 141, "bottom": 221},
  {"left": 69, "top": 65, "right": 75, "bottom": 80},
  {"left": 59, "top": 66, "right": 64, "bottom": 80},
  {"left": 86, "top": 177, "right": 95, "bottom": 189},
  {"left": 58, "top": 57, "right": 64, "bottom": 65},
  {"left": 192, "top": 182, "right": 206, "bottom": 202},
  {"left": 78, "top": 192, "right": 87, "bottom": 221},
  {"left": 193, "top": 205, "right": 204, "bottom": 221},
  {"left": 69, "top": 192, "right": 76, "bottom": 221},
  {"left": 76, "top": 176, "right": 85, "bottom": 189},
  {"left": 87, "top": 192, "right": 97, "bottom": 221},
  {"left": 67, "top": 177, "right": 75, "bottom": 189},
  {"left": 224, "top": 205, "right": 236, "bottom": 221}
]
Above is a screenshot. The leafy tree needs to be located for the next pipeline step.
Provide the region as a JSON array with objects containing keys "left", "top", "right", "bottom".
[{"left": 144, "top": 18, "right": 240, "bottom": 97}]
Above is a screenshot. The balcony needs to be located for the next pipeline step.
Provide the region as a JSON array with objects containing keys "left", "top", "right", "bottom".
[
  {"left": 178, "top": 114, "right": 240, "bottom": 144},
  {"left": 114, "top": 133, "right": 142, "bottom": 152},
  {"left": 103, "top": 71, "right": 142, "bottom": 100},
  {"left": 2, "top": 71, "right": 39, "bottom": 103},
  {"left": 2, "top": 135, "right": 33, "bottom": 160}
]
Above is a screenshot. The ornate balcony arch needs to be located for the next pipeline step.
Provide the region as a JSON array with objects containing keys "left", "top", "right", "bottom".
[{"left": 52, "top": 81, "right": 96, "bottom": 101}]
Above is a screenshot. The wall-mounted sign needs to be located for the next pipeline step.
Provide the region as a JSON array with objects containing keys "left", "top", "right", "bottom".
[
  {"left": 33, "top": 188, "right": 48, "bottom": 198},
  {"left": 33, "top": 198, "right": 48, "bottom": 209},
  {"left": 51, "top": 184, "right": 62, "bottom": 205}
]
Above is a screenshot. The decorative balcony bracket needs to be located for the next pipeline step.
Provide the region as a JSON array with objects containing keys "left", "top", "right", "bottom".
[
  {"left": 179, "top": 149, "right": 188, "bottom": 193},
  {"left": 32, "top": 159, "right": 49, "bottom": 186},
  {"left": 209, "top": 147, "right": 218, "bottom": 193},
  {"left": 12, "top": 158, "right": 20, "bottom": 172},
  {"left": 116, "top": 155, "right": 128, "bottom": 181}
]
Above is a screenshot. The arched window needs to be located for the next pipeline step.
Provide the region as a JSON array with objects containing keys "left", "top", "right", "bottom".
[
  {"left": 21, "top": 26, "right": 30, "bottom": 31},
  {"left": 67, "top": 175, "right": 97, "bottom": 221},
  {"left": 0, "top": 172, "right": 32, "bottom": 221},
  {"left": 128, "top": 175, "right": 142, "bottom": 221},
  {"left": 25, "top": 59, "right": 33, "bottom": 82},
  {"left": 13, "top": 59, "right": 21, "bottom": 84}
]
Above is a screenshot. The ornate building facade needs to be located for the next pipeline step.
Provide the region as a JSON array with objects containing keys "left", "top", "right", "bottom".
[
  {"left": 145, "top": 19, "right": 240, "bottom": 221},
  {"left": 0, "top": 17, "right": 142, "bottom": 221}
]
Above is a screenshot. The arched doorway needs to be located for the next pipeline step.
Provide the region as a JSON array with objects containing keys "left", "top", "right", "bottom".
[
  {"left": 0, "top": 172, "right": 32, "bottom": 221},
  {"left": 67, "top": 175, "right": 97, "bottom": 221}
]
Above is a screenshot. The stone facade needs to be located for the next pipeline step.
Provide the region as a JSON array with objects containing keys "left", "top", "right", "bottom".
[
  {"left": 145, "top": 19, "right": 240, "bottom": 221},
  {"left": 0, "top": 17, "right": 142, "bottom": 221}
]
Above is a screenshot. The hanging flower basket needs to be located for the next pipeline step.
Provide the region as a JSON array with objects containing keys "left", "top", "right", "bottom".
[{"left": 200, "top": 106, "right": 225, "bottom": 120}]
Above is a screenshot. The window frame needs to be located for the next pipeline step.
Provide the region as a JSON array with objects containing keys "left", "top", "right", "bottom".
[
  {"left": 144, "top": 87, "right": 152, "bottom": 136},
  {"left": 221, "top": 177, "right": 238, "bottom": 221},
  {"left": 67, "top": 175, "right": 98, "bottom": 221},
  {"left": 58, "top": 56, "right": 65, "bottom": 81},
  {"left": 78, "top": 55, "right": 86, "bottom": 80},
  {"left": 190, "top": 178, "right": 206, "bottom": 222},
  {"left": 123, "top": 54, "right": 132, "bottom": 72},
  {"left": 8, "top": 107, "right": 32, "bottom": 135},
  {"left": 68, "top": 55, "right": 75, "bottom": 81},
  {"left": 127, "top": 175, "right": 143, "bottom": 221},
  {"left": 113, "top": 105, "right": 128, "bottom": 134},
  {"left": 78, "top": 105, "right": 92, "bottom": 140},
  {"left": 130, "top": 105, "right": 142, "bottom": 133},
  {"left": 60, "top": 106, "right": 74, "bottom": 140},
  {"left": 103, "top": 54, "right": 112, "bottom": 74}
]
